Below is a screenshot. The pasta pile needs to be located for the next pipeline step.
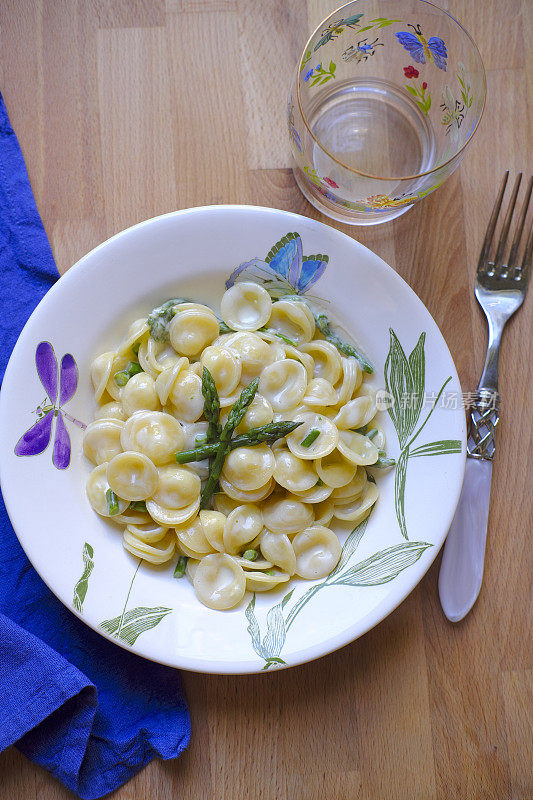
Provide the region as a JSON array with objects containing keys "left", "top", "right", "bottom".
[{"left": 84, "top": 282, "right": 386, "bottom": 610}]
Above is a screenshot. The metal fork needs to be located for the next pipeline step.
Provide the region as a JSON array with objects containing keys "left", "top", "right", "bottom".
[{"left": 438, "top": 172, "right": 533, "bottom": 622}]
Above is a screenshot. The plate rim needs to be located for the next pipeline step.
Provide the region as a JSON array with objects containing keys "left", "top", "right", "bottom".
[{"left": 0, "top": 204, "right": 466, "bottom": 674}]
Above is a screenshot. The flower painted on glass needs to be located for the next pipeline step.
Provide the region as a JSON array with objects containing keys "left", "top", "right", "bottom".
[
  {"left": 403, "top": 65, "right": 419, "bottom": 79},
  {"left": 304, "top": 68, "right": 314, "bottom": 82},
  {"left": 404, "top": 72, "right": 431, "bottom": 115},
  {"left": 226, "top": 232, "right": 328, "bottom": 298},
  {"left": 14, "top": 341, "right": 85, "bottom": 469},
  {"left": 323, "top": 177, "right": 339, "bottom": 188}
]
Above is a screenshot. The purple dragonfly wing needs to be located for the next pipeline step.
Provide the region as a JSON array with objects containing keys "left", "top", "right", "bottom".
[
  {"left": 14, "top": 411, "right": 54, "bottom": 457},
  {"left": 35, "top": 341, "right": 58, "bottom": 404},
  {"left": 59, "top": 353, "right": 78, "bottom": 404},
  {"left": 53, "top": 411, "right": 71, "bottom": 470}
]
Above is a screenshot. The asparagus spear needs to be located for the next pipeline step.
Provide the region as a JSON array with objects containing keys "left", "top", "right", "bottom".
[
  {"left": 114, "top": 361, "right": 143, "bottom": 387},
  {"left": 147, "top": 297, "right": 187, "bottom": 342},
  {"left": 313, "top": 312, "right": 373, "bottom": 374},
  {"left": 199, "top": 379, "right": 259, "bottom": 509},
  {"left": 201, "top": 366, "right": 221, "bottom": 442},
  {"left": 175, "top": 420, "right": 303, "bottom": 463}
]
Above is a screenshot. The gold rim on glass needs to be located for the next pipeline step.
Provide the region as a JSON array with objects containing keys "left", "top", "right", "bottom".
[{"left": 295, "top": 0, "right": 487, "bottom": 182}]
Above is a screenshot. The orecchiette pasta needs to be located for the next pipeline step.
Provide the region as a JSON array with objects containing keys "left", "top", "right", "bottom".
[
  {"left": 223, "top": 504, "right": 263, "bottom": 553},
  {"left": 337, "top": 430, "right": 379, "bottom": 466},
  {"left": 201, "top": 346, "right": 241, "bottom": 396},
  {"left": 220, "top": 281, "right": 272, "bottom": 331},
  {"left": 273, "top": 448, "right": 317, "bottom": 493},
  {"left": 126, "top": 520, "right": 169, "bottom": 543},
  {"left": 123, "top": 529, "right": 175, "bottom": 564},
  {"left": 169, "top": 306, "right": 219, "bottom": 357},
  {"left": 107, "top": 451, "right": 158, "bottom": 501},
  {"left": 261, "top": 495, "right": 314, "bottom": 535},
  {"left": 259, "top": 530, "right": 296, "bottom": 575},
  {"left": 117, "top": 319, "right": 149, "bottom": 357},
  {"left": 258, "top": 359, "right": 307, "bottom": 412},
  {"left": 300, "top": 340, "right": 342, "bottom": 385},
  {"left": 155, "top": 357, "right": 189, "bottom": 405},
  {"left": 91, "top": 352, "right": 115, "bottom": 402},
  {"left": 225, "top": 332, "right": 274, "bottom": 381},
  {"left": 192, "top": 553, "right": 246, "bottom": 609},
  {"left": 332, "top": 480, "right": 379, "bottom": 525},
  {"left": 94, "top": 401, "right": 127, "bottom": 422},
  {"left": 267, "top": 299, "right": 315, "bottom": 344},
  {"left": 222, "top": 444, "right": 275, "bottom": 491},
  {"left": 286, "top": 411, "right": 339, "bottom": 460},
  {"left": 86, "top": 463, "right": 129, "bottom": 517},
  {"left": 121, "top": 411, "right": 184, "bottom": 465},
  {"left": 244, "top": 570, "right": 290, "bottom": 592},
  {"left": 315, "top": 450, "right": 357, "bottom": 489},
  {"left": 84, "top": 285, "right": 388, "bottom": 611},
  {"left": 83, "top": 419, "right": 124, "bottom": 465},
  {"left": 199, "top": 510, "right": 226, "bottom": 552},
  {"left": 168, "top": 370, "right": 204, "bottom": 422},
  {"left": 121, "top": 372, "right": 160, "bottom": 417},
  {"left": 292, "top": 526, "right": 341, "bottom": 579},
  {"left": 218, "top": 474, "right": 275, "bottom": 503},
  {"left": 175, "top": 516, "right": 215, "bottom": 557}
]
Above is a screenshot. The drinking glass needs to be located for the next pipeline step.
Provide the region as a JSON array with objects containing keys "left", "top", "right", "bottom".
[{"left": 288, "top": 0, "right": 486, "bottom": 225}]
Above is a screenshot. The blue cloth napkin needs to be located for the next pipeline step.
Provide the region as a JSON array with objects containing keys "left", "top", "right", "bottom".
[{"left": 0, "top": 92, "right": 190, "bottom": 798}]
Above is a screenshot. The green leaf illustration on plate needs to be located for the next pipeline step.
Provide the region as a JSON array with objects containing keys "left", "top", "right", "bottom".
[
  {"left": 100, "top": 606, "right": 172, "bottom": 647},
  {"left": 244, "top": 516, "right": 432, "bottom": 669},
  {"left": 246, "top": 590, "right": 294, "bottom": 670},
  {"left": 328, "top": 541, "right": 432, "bottom": 586},
  {"left": 73, "top": 542, "right": 94, "bottom": 613},
  {"left": 385, "top": 328, "right": 462, "bottom": 539},
  {"left": 99, "top": 560, "right": 172, "bottom": 646}
]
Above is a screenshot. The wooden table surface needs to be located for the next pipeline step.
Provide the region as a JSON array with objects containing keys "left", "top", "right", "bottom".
[{"left": 1, "top": 1, "right": 531, "bottom": 798}]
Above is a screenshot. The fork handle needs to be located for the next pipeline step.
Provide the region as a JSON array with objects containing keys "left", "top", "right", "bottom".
[{"left": 478, "top": 311, "right": 505, "bottom": 393}]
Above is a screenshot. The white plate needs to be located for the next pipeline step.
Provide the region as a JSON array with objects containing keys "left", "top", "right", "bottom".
[{"left": 0, "top": 206, "right": 465, "bottom": 674}]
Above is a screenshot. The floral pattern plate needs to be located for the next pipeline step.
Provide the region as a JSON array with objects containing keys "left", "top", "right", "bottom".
[{"left": 0, "top": 206, "right": 466, "bottom": 674}]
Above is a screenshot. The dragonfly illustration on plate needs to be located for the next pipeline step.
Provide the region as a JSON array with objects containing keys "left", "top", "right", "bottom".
[
  {"left": 14, "top": 341, "right": 86, "bottom": 470},
  {"left": 395, "top": 24, "right": 447, "bottom": 71}
]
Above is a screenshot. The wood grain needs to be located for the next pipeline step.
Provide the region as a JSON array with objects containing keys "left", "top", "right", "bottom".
[{"left": 0, "top": 1, "right": 531, "bottom": 798}]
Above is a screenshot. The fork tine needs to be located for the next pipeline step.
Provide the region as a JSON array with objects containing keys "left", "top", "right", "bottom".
[
  {"left": 493, "top": 173, "right": 522, "bottom": 269},
  {"left": 478, "top": 171, "right": 508, "bottom": 271},
  {"left": 508, "top": 175, "right": 533, "bottom": 270},
  {"left": 519, "top": 218, "right": 533, "bottom": 285}
]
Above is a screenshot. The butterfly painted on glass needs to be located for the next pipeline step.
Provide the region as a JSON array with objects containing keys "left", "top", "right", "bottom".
[
  {"left": 225, "top": 232, "right": 328, "bottom": 300},
  {"left": 14, "top": 341, "right": 86, "bottom": 469},
  {"left": 314, "top": 13, "right": 364, "bottom": 51},
  {"left": 395, "top": 23, "right": 447, "bottom": 71}
]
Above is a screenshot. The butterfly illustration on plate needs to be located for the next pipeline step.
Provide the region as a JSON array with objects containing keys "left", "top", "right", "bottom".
[
  {"left": 395, "top": 23, "right": 447, "bottom": 71},
  {"left": 14, "top": 341, "right": 86, "bottom": 470},
  {"left": 225, "top": 232, "right": 328, "bottom": 300},
  {"left": 314, "top": 13, "right": 364, "bottom": 51}
]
